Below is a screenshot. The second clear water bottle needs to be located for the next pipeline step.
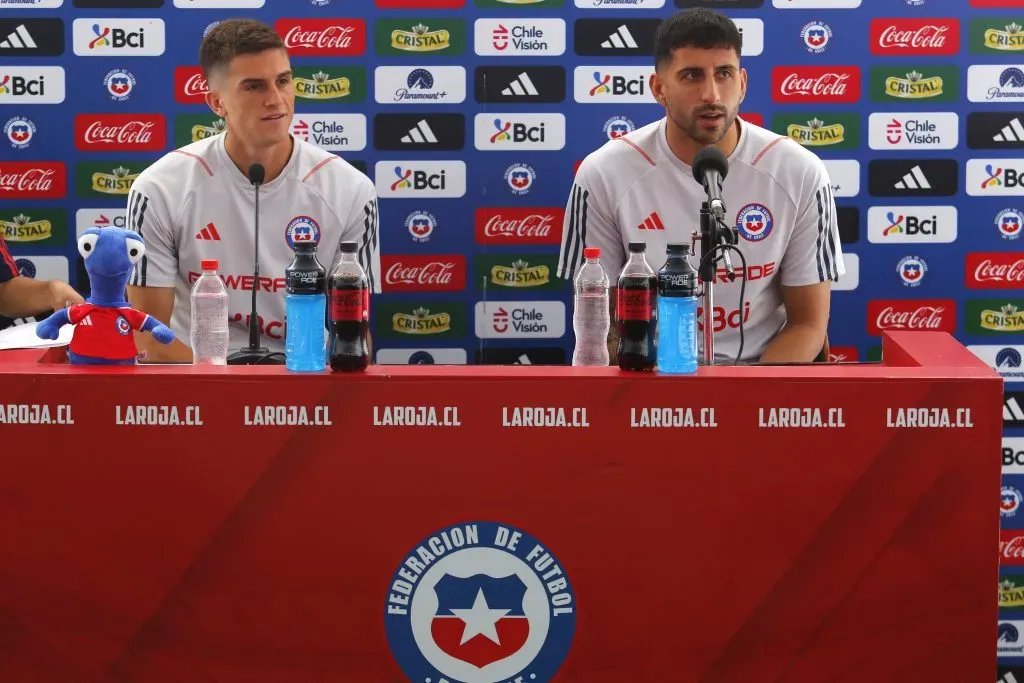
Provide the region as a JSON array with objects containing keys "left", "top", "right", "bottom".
[
  {"left": 189, "top": 259, "right": 229, "bottom": 365},
  {"left": 284, "top": 241, "right": 327, "bottom": 372},
  {"left": 572, "top": 247, "right": 610, "bottom": 366},
  {"left": 656, "top": 243, "right": 699, "bottom": 374}
]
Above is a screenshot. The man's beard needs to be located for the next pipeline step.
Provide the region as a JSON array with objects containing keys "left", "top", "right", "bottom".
[{"left": 668, "top": 105, "right": 735, "bottom": 146}]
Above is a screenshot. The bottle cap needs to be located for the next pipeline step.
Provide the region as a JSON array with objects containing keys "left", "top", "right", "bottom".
[
  {"left": 294, "top": 241, "right": 317, "bottom": 252},
  {"left": 666, "top": 243, "right": 690, "bottom": 255},
  {"left": 584, "top": 247, "right": 600, "bottom": 259},
  {"left": 628, "top": 242, "right": 646, "bottom": 252},
  {"left": 340, "top": 241, "right": 358, "bottom": 254},
  {"left": 201, "top": 259, "right": 218, "bottom": 270}
]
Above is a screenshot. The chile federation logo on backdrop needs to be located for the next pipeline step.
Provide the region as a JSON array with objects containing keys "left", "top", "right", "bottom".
[
  {"left": 736, "top": 203, "right": 774, "bottom": 242},
  {"left": 384, "top": 521, "right": 576, "bottom": 683}
]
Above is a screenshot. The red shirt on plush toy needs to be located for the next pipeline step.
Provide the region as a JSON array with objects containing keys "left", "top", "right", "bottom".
[{"left": 66, "top": 305, "right": 153, "bottom": 361}]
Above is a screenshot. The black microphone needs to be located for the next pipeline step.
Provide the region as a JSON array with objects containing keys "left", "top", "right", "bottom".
[
  {"left": 692, "top": 146, "right": 728, "bottom": 224},
  {"left": 227, "top": 163, "right": 280, "bottom": 365}
]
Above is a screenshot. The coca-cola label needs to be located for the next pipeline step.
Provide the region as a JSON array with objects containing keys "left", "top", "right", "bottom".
[
  {"left": 1002, "top": 530, "right": 1024, "bottom": 565},
  {"left": 617, "top": 289, "right": 652, "bottom": 322},
  {"left": 870, "top": 18, "right": 960, "bottom": 55},
  {"left": 474, "top": 207, "right": 564, "bottom": 245},
  {"left": 0, "top": 162, "right": 66, "bottom": 199},
  {"left": 331, "top": 288, "right": 369, "bottom": 322},
  {"left": 275, "top": 18, "right": 366, "bottom": 56},
  {"left": 966, "top": 252, "right": 1024, "bottom": 289},
  {"left": 74, "top": 114, "right": 166, "bottom": 151},
  {"left": 174, "top": 66, "right": 209, "bottom": 104},
  {"left": 381, "top": 255, "right": 466, "bottom": 292},
  {"left": 772, "top": 66, "right": 861, "bottom": 103},
  {"left": 866, "top": 299, "right": 957, "bottom": 335}
]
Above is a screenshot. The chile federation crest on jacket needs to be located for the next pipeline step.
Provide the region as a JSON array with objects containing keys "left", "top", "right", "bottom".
[{"left": 384, "top": 521, "right": 576, "bottom": 683}]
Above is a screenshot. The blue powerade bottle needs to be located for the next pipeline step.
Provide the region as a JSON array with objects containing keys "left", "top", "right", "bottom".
[
  {"left": 656, "top": 243, "right": 699, "bottom": 375},
  {"left": 284, "top": 241, "right": 327, "bottom": 372}
]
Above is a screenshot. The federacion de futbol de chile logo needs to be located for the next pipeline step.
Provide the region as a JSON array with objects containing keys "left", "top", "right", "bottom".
[{"left": 385, "top": 521, "right": 576, "bottom": 683}]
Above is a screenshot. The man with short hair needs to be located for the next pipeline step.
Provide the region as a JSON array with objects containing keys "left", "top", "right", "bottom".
[
  {"left": 126, "top": 18, "right": 380, "bottom": 362},
  {"left": 558, "top": 8, "right": 843, "bottom": 364}
]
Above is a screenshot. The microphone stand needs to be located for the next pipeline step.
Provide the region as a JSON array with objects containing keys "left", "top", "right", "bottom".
[
  {"left": 691, "top": 201, "right": 738, "bottom": 366},
  {"left": 227, "top": 167, "right": 281, "bottom": 365}
]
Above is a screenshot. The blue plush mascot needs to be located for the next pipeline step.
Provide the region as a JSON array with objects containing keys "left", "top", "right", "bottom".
[{"left": 36, "top": 227, "right": 175, "bottom": 365}]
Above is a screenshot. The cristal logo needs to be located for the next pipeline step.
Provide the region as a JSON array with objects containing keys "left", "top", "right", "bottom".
[
  {"left": 972, "top": 257, "right": 1024, "bottom": 283},
  {"left": 385, "top": 261, "right": 455, "bottom": 286},
  {"left": 84, "top": 120, "right": 155, "bottom": 145},
  {"left": 0, "top": 167, "right": 54, "bottom": 193},
  {"left": 875, "top": 305, "right": 946, "bottom": 330},
  {"left": 878, "top": 24, "right": 949, "bottom": 49},
  {"left": 485, "top": 213, "right": 553, "bottom": 238},
  {"left": 780, "top": 72, "right": 850, "bottom": 96},
  {"left": 284, "top": 24, "right": 354, "bottom": 49},
  {"left": 184, "top": 73, "right": 208, "bottom": 96}
]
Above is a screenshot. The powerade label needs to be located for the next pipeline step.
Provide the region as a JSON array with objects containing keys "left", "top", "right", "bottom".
[
  {"left": 331, "top": 288, "right": 369, "bottom": 321},
  {"left": 286, "top": 268, "right": 325, "bottom": 294},
  {"left": 617, "top": 289, "right": 652, "bottom": 321}
]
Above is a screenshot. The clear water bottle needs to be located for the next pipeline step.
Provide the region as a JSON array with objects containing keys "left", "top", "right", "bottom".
[
  {"left": 572, "top": 246, "right": 610, "bottom": 367},
  {"left": 189, "top": 259, "right": 229, "bottom": 365},
  {"left": 285, "top": 241, "right": 327, "bottom": 372},
  {"left": 656, "top": 243, "right": 699, "bottom": 375}
]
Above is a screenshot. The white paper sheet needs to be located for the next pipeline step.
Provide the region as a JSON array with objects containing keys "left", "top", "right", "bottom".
[{"left": 0, "top": 321, "right": 73, "bottom": 350}]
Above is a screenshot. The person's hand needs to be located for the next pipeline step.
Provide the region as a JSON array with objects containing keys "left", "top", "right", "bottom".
[{"left": 47, "top": 280, "right": 84, "bottom": 311}]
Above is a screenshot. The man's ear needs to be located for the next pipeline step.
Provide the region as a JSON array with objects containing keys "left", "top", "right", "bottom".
[{"left": 205, "top": 89, "right": 227, "bottom": 119}]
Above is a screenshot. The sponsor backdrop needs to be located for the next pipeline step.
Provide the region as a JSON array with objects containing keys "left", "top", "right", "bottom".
[{"left": 0, "top": 0, "right": 1020, "bottom": 675}]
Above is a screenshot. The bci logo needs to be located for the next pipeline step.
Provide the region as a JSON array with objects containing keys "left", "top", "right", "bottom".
[
  {"left": 867, "top": 206, "right": 957, "bottom": 243},
  {"left": 374, "top": 160, "right": 466, "bottom": 198},
  {"left": 0, "top": 74, "right": 44, "bottom": 97},
  {"left": 574, "top": 67, "right": 650, "bottom": 103}
]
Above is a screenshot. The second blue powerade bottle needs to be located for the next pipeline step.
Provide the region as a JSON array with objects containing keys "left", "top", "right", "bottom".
[
  {"left": 656, "top": 243, "right": 699, "bottom": 374},
  {"left": 284, "top": 241, "right": 327, "bottom": 372}
]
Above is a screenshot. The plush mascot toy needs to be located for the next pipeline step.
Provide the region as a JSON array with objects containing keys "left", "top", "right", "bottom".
[{"left": 36, "top": 227, "right": 175, "bottom": 365}]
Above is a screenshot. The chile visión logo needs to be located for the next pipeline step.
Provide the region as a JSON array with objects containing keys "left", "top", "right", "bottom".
[{"left": 385, "top": 521, "right": 576, "bottom": 683}]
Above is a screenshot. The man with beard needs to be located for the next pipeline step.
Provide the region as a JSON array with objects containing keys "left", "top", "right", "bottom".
[{"left": 557, "top": 8, "right": 844, "bottom": 364}]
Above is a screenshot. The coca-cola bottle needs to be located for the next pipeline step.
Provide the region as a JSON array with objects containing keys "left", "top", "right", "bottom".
[
  {"left": 616, "top": 242, "right": 657, "bottom": 371},
  {"left": 328, "top": 241, "right": 370, "bottom": 372}
]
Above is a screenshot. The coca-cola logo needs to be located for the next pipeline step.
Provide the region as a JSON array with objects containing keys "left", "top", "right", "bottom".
[
  {"left": 1004, "top": 532, "right": 1024, "bottom": 564},
  {"left": 876, "top": 305, "right": 945, "bottom": 330},
  {"left": 967, "top": 253, "right": 1024, "bottom": 289},
  {"left": 174, "top": 67, "right": 209, "bottom": 104},
  {"left": 0, "top": 167, "right": 54, "bottom": 193},
  {"left": 184, "top": 73, "right": 208, "bottom": 96},
  {"left": 867, "top": 299, "right": 957, "bottom": 335},
  {"left": 274, "top": 19, "right": 366, "bottom": 55},
  {"left": 0, "top": 162, "right": 65, "bottom": 198},
  {"left": 772, "top": 66, "right": 860, "bottom": 103},
  {"left": 386, "top": 261, "right": 455, "bottom": 285},
  {"left": 878, "top": 25, "right": 947, "bottom": 48},
  {"left": 475, "top": 208, "right": 564, "bottom": 245},
  {"left": 381, "top": 255, "right": 466, "bottom": 292},
  {"left": 285, "top": 25, "right": 353, "bottom": 49},
  {"left": 485, "top": 214, "right": 553, "bottom": 238},
  {"left": 75, "top": 115, "right": 165, "bottom": 151},
  {"left": 871, "top": 18, "right": 959, "bottom": 54},
  {"left": 780, "top": 73, "right": 849, "bottom": 96},
  {"left": 84, "top": 120, "right": 155, "bottom": 145}
]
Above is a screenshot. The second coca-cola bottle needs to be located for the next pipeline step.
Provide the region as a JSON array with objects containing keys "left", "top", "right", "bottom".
[
  {"left": 328, "top": 241, "right": 370, "bottom": 372},
  {"left": 616, "top": 242, "right": 657, "bottom": 371}
]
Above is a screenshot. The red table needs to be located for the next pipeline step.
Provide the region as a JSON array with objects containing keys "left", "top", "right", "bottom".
[{"left": 0, "top": 332, "right": 1002, "bottom": 683}]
